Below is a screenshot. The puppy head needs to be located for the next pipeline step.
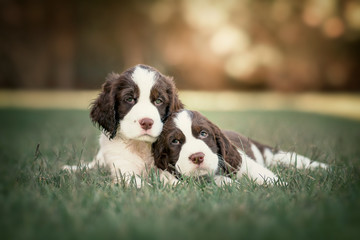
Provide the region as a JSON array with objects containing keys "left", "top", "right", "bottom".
[
  {"left": 90, "top": 65, "right": 183, "bottom": 142},
  {"left": 152, "top": 110, "right": 241, "bottom": 177}
]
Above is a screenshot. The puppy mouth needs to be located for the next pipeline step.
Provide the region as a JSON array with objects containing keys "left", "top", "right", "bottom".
[
  {"left": 139, "top": 126, "right": 162, "bottom": 138},
  {"left": 195, "top": 168, "right": 213, "bottom": 175},
  {"left": 135, "top": 133, "right": 157, "bottom": 142},
  {"left": 183, "top": 168, "right": 212, "bottom": 177}
]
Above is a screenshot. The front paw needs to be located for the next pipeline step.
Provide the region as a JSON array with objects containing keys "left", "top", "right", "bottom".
[
  {"left": 214, "top": 176, "right": 233, "bottom": 186},
  {"left": 112, "top": 175, "right": 147, "bottom": 188}
]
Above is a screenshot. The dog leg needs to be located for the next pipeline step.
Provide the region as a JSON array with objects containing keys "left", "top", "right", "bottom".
[
  {"left": 214, "top": 175, "right": 234, "bottom": 186},
  {"left": 237, "top": 150, "right": 279, "bottom": 184},
  {"left": 62, "top": 160, "right": 97, "bottom": 171},
  {"left": 158, "top": 169, "right": 180, "bottom": 186},
  {"left": 264, "top": 149, "right": 329, "bottom": 169},
  {"left": 112, "top": 173, "right": 145, "bottom": 188}
]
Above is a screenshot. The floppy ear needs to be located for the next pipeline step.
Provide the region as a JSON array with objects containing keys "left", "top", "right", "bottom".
[
  {"left": 152, "top": 137, "right": 170, "bottom": 171},
  {"left": 212, "top": 124, "right": 242, "bottom": 174},
  {"left": 90, "top": 73, "right": 120, "bottom": 139},
  {"left": 167, "top": 76, "right": 184, "bottom": 113}
]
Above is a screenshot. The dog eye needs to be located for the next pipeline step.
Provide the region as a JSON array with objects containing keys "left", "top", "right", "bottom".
[
  {"left": 171, "top": 139, "right": 180, "bottom": 145},
  {"left": 154, "top": 98, "right": 163, "bottom": 106},
  {"left": 125, "top": 97, "right": 136, "bottom": 104},
  {"left": 199, "top": 130, "right": 208, "bottom": 139}
]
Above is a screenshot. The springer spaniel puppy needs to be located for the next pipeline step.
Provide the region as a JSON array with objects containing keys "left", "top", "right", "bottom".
[
  {"left": 63, "top": 64, "right": 183, "bottom": 187},
  {"left": 152, "top": 110, "right": 328, "bottom": 186}
]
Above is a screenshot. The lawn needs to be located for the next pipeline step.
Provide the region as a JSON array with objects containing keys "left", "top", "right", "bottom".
[{"left": 0, "top": 108, "right": 360, "bottom": 240}]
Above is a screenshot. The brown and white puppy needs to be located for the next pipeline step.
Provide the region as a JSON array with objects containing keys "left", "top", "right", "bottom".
[
  {"left": 63, "top": 64, "right": 183, "bottom": 187},
  {"left": 152, "top": 110, "right": 328, "bottom": 185}
]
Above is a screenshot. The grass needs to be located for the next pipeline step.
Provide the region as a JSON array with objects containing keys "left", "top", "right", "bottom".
[{"left": 1, "top": 108, "right": 360, "bottom": 240}]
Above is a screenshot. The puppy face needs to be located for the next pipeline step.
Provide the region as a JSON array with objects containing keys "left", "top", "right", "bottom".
[
  {"left": 152, "top": 110, "right": 241, "bottom": 177},
  {"left": 90, "top": 65, "right": 183, "bottom": 142}
]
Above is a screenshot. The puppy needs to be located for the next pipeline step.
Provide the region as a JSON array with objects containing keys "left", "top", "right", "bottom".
[
  {"left": 63, "top": 65, "right": 183, "bottom": 187},
  {"left": 152, "top": 110, "right": 328, "bottom": 186}
]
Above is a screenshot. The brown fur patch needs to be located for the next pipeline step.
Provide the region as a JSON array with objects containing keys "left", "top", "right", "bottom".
[
  {"left": 152, "top": 110, "right": 242, "bottom": 175},
  {"left": 90, "top": 65, "right": 183, "bottom": 139}
]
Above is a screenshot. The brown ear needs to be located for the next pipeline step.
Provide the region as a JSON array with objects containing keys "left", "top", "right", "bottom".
[
  {"left": 167, "top": 76, "right": 184, "bottom": 113},
  {"left": 90, "top": 73, "right": 120, "bottom": 139},
  {"left": 152, "top": 137, "right": 169, "bottom": 171},
  {"left": 212, "top": 124, "right": 242, "bottom": 174}
]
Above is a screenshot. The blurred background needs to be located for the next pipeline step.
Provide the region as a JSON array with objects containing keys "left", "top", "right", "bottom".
[{"left": 1, "top": 0, "right": 360, "bottom": 91}]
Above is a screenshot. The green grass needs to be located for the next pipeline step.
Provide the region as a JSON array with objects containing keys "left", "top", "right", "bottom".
[{"left": 1, "top": 108, "right": 360, "bottom": 240}]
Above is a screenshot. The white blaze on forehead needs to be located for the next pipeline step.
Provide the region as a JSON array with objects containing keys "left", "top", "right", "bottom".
[
  {"left": 119, "top": 66, "right": 162, "bottom": 142},
  {"left": 174, "top": 110, "right": 193, "bottom": 139},
  {"left": 173, "top": 110, "right": 219, "bottom": 176},
  {"left": 131, "top": 66, "right": 156, "bottom": 101}
]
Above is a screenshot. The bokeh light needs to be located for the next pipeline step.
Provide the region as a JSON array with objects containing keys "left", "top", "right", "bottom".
[{"left": 0, "top": 0, "right": 359, "bottom": 91}]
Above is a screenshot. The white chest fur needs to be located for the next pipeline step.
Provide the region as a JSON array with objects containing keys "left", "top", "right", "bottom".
[{"left": 96, "top": 133, "right": 154, "bottom": 179}]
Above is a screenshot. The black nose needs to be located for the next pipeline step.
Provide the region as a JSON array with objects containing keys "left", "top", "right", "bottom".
[
  {"left": 189, "top": 152, "right": 205, "bottom": 164},
  {"left": 139, "top": 118, "right": 154, "bottom": 130}
]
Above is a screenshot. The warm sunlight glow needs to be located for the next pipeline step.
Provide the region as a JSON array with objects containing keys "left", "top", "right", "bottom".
[
  {"left": 253, "top": 44, "right": 283, "bottom": 69},
  {"left": 183, "top": 0, "right": 228, "bottom": 31},
  {"left": 225, "top": 52, "right": 258, "bottom": 80},
  {"left": 302, "top": 0, "right": 335, "bottom": 27},
  {"left": 345, "top": 1, "right": 360, "bottom": 30},
  {"left": 271, "top": 0, "right": 292, "bottom": 22},
  {"left": 209, "top": 25, "right": 250, "bottom": 56},
  {"left": 323, "top": 17, "right": 344, "bottom": 38},
  {"left": 149, "top": 1, "right": 174, "bottom": 24}
]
